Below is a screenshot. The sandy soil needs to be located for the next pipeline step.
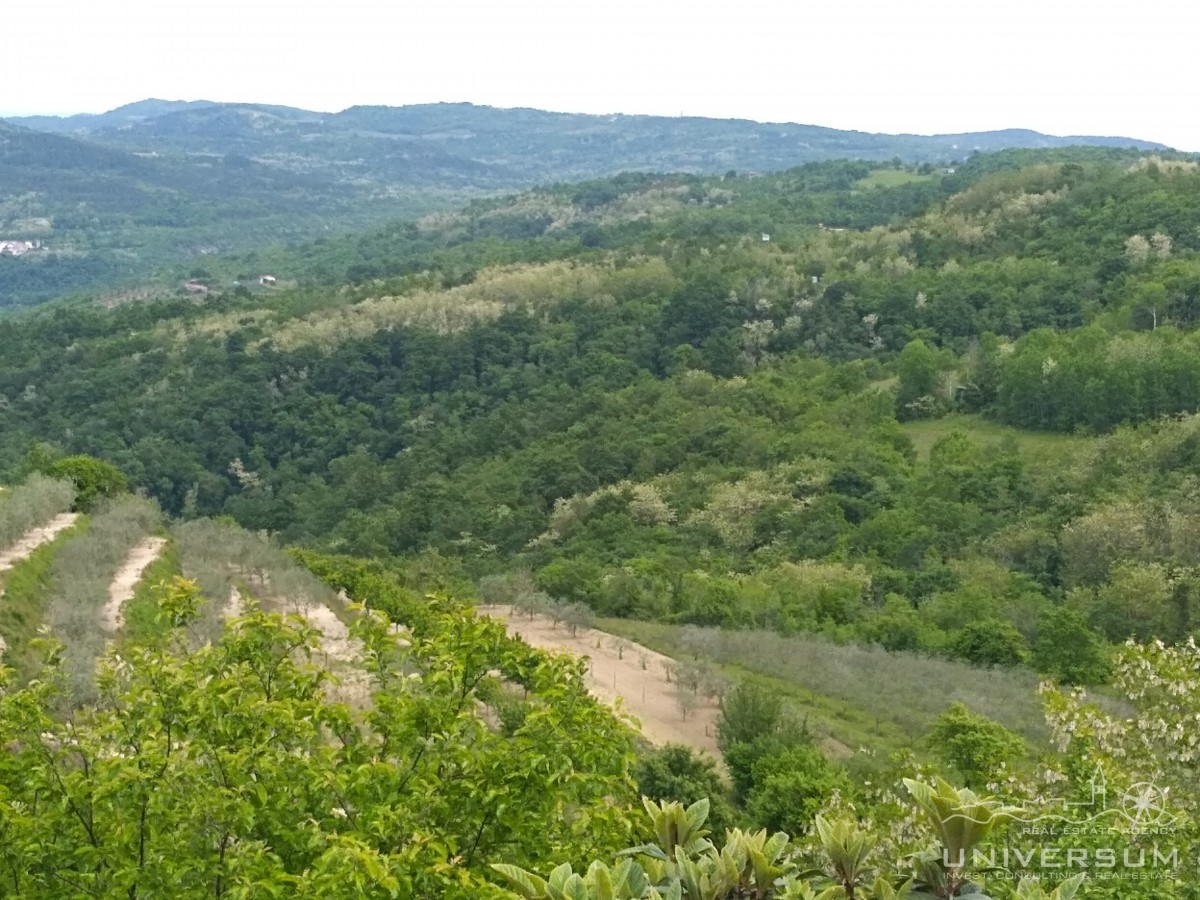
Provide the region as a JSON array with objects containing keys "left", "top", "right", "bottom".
[
  {"left": 0, "top": 513, "right": 80, "bottom": 573},
  {"left": 227, "top": 586, "right": 371, "bottom": 706},
  {"left": 291, "top": 599, "right": 371, "bottom": 707},
  {"left": 104, "top": 536, "right": 167, "bottom": 631},
  {"left": 225, "top": 586, "right": 244, "bottom": 619},
  {"left": 301, "top": 601, "right": 362, "bottom": 666},
  {"left": 479, "top": 606, "right": 722, "bottom": 759}
]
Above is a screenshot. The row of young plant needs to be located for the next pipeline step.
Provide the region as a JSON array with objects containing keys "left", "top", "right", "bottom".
[
  {"left": 174, "top": 516, "right": 341, "bottom": 642},
  {"left": 308, "top": 554, "right": 1199, "bottom": 898},
  {"left": 0, "top": 542, "right": 1189, "bottom": 896},
  {"left": 41, "top": 495, "right": 162, "bottom": 699},
  {"left": 0, "top": 473, "right": 75, "bottom": 549}
]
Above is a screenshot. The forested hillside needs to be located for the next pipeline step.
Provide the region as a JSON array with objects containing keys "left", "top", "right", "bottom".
[
  {"left": 13, "top": 99, "right": 1165, "bottom": 181},
  {"left": 3, "top": 147, "right": 1200, "bottom": 895},
  {"left": 8, "top": 153, "right": 1200, "bottom": 664},
  {"left": 0, "top": 99, "right": 1165, "bottom": 306}
]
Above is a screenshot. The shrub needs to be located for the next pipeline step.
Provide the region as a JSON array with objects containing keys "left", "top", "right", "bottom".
[
  {"left": 634, "top": 745, "right": 737, "bottom": 836},
  {"left": 42, "top": 455, "right": 128, "bottom": 512},
  {"left": 949, "top": 619, "right": 1028, "bottom": 667},
  {"left": 1032, "top": 606, "right": 1112, "bottom": 685},
  {"left": 928, "top": 702, "right": 1025, "bottom": 788}
]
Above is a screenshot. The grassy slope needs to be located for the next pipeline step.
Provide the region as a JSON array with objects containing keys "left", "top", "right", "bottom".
[
  {"left": 899, "top": 413, "right": 1090, "bottom": 463},
  {"left": 0, "top": 516, "right": 88, "bottom": 681},
  {"left": 856, "top": 169, "right": 936, "bottom": 189},
  {"left": 599, "top": 617, "right": 1047, "bottom": 765}
]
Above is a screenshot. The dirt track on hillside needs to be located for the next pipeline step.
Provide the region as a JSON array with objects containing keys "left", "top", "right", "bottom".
[
  {"left": 478, "top": 606, "right": 721, "bottom": 759},
  {"left": 0, "top": 513, "right": 80, "bottom": 573},
  {"left": 225, "top": 586, "right": 245, "bottom": 619},
  {"left": 304, "top": 601, "right": 371, "bottom": 707},
  {"left": 104, "top": 536, "right": 167, "bottom": 631},
  {"left": 0, "top": 513, "right": 82, "bottom": 654}
]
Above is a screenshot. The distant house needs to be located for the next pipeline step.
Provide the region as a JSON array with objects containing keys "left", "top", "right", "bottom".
[
  {"left": 0, "top": 240, "right": 38, "bottom": 257},
  {"left": 183, "top": 281, "right": 209, "bottom": 295},
  {"left": 761, "top": 233, "right": 771, "bottom": 242},
  {"left": 259, "top": 275, "right": 277, "bottom": 286}
]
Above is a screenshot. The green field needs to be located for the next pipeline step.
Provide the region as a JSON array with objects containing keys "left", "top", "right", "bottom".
[
  {"left": 900, "top": 413, "right": 1090, "bottom": 462},
  {"left": 856, "top": 168, "right": 936, "bottom": 188}
]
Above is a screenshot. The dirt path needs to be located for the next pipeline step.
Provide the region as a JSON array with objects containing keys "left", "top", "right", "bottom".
[
  {"left": 0, "top": 513, "right": 80, "bottom": 573},
  {"left": 225, "top": 586, "right": 244, "bottom": 619},
  {"left": 285, "top": 598, "right": 371, "bottom": 707},
  {"left": 104, "top": 536, "right": 167, "bottom": 632},
  {"left": 302, "top": 601, "right": 362, "bottom": 666},
  {"left": 479, "top": 606, "right": 722, "bottom": 759}
]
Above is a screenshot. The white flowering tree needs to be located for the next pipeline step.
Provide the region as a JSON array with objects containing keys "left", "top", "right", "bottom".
[{"left": 1040, "top": 640, "right": 1200, "bottom": 897}]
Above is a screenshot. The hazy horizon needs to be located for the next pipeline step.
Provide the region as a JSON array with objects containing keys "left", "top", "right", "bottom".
[
  {"left": 0, "top": 97, "right": 1177, "bottom": 147},
  {"left": 10, "top": 0, "right": 1199, "bottom": 151}
]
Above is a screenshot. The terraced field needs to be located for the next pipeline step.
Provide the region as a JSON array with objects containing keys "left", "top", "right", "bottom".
[
  {"left": 0, "top": 481, "right": 365, "bottom": 703},
  {"left": 0, "top": 477, "right": 748, "bottom": 765},
  {"left": 481, "top": 605, "right": 722, "bottom": 759}
]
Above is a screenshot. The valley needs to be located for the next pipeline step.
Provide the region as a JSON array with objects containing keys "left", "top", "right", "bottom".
[
  {"left": 0, "top": 124, "right": 1197, "bottom": 896},
  {"left": 0, "top": 101, "right": 1167, "bottom": 307}
]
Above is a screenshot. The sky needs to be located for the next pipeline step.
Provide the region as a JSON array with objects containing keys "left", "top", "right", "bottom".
[{"left": 6, "top": 0, "right": 1198, "bottom": 150}]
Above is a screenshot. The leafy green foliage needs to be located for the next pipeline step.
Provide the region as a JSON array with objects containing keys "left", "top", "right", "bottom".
[
  {"left": 1030, "top": 607, "right": 1111, "bottom": 685},
  {"left": 717, "top": 681, "right": 785, "bottom": 752},
  {"left": 928, "top": 704, "right": 1026, "bottom": 788},
  {"left": 40, "top": 453, "right": 129, "bottom": 511},
  {"left": 745, "top": 744, "right": 850, "bottom": 836},
  {"left": 634, "top": 745, "right": 737, "bottom": 837},
  {"left": 0, "top": 569, "right": 642, "bottom": 897},
  {"left": 950, "top": 620, "right": 1028, "bottom": 668}
]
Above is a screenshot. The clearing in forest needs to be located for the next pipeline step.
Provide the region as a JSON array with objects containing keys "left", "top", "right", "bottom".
[
  {"left": 479, "top": 606, "right": 721, "bottom": 759},
  {"left": 104, "top": 536, "right": 168, "bottom": 631}
]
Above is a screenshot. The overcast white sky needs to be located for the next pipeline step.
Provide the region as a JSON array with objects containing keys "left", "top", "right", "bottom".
[{"left": 6, "top": 0, "right": 1197, "bottom": 149}]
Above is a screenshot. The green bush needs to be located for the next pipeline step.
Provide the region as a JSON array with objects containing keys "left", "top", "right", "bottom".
[
  {"left": 633, "top": 744, "right": 737, "bottom": 836},
  {"left": 42, "top": 455, "right": 128, "bottom": 512}
]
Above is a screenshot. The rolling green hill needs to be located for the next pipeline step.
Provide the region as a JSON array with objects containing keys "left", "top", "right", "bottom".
[
  {"left": 2, "top": 143, "right": 1200, "bottom": 896},
  {"left": 1, "top": 149, "right": 1198, "bottom": 667},
  {"left": 14, "top": 99, "right": 1168, "bottom": 181},
  {"left": 0, "top": 100, "right": 1169, "bottom": 307}
]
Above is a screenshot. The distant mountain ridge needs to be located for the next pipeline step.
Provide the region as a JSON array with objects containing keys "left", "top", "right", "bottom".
[
  {"left": 10, "top": 99, "right": 1168, "bottom": 182},
  {"left": 0, "top": 99, "right": 1178, "bottom": 308}
]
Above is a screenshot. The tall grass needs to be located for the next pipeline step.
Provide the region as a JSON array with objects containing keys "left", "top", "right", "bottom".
[
  {"left": 0, "top": 474, "right": 76, "bottom": 550},
  {"left": 44, "top": 496, "right": 162, "bottom": 700},
  {"left": 175, "top": 519, "right": 338, "bottom": 640}
]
